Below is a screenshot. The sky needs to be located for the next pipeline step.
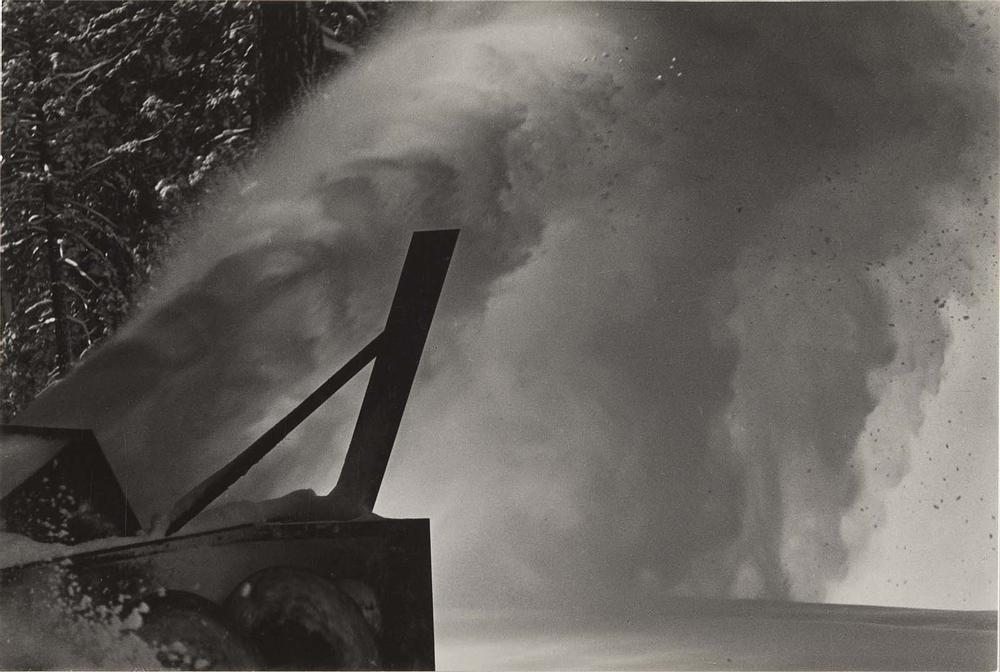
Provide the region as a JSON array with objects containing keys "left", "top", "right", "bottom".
[{"left": 19, "top": 0, "right": 998, "bottom": 629}]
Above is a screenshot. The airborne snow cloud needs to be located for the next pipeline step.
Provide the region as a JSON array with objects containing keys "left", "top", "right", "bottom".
[{"left": 20, "top": 2, "right": 998, "bottom": 613}]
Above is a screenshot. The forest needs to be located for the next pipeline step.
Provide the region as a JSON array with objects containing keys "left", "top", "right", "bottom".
[{"left": 1, "top": 1, "right": 388, "bottom": 420}]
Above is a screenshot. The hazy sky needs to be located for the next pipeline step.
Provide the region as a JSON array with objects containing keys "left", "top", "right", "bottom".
[{"left": 22, "top": 1, "right": 998, "bottom": 620}]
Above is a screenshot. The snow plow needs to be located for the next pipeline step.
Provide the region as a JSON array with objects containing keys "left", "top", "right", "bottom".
[{"left": 0, "top": 229, "right": 459, "bottom": 670}]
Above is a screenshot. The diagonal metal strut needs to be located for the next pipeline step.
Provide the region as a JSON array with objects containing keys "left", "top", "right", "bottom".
[
  {"left": 164, "top": 228, "right": 459, "bottom": 535},
  {"left": 332, "top": 228, "right": 459, "bottom": 511},
  {"left": 164, "top": 335, "right": 382, "bottom": 535}
]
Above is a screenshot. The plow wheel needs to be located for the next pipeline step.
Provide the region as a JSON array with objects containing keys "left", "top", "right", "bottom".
[
  {"left": 135, "top": 590, "right": 263, "bottom": 670},
  {"left": 224, "top": 566, "right": 380, "bottom": 670}
]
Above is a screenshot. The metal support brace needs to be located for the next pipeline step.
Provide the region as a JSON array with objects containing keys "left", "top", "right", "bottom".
[
  {"left": 165, "top": 229, "right": 459, "bottom": 535},
  {"left": 333, "top": 228, "right": 460, "bottom": 511}
]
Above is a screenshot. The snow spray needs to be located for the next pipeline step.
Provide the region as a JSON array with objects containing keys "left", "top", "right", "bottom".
[{"left": 16, "top": 3, "right": 998, "bottom": 617}]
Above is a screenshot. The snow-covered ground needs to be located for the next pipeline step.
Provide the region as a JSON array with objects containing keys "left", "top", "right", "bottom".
[{"left": 437, "top": 600, "right": 997, "bottom": 670}]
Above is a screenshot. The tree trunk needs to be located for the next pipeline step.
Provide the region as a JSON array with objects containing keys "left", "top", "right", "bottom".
[
  {"left": 36, "top": 115, "right": 74, "bottom": 374},
  {"left": 252, "top": 1, "right": 325, "bottom": 135}
]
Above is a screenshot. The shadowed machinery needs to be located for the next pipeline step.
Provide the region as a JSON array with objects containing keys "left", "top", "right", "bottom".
[{"left": 0, "top": 229, "right": 459, "bottom": 670}]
